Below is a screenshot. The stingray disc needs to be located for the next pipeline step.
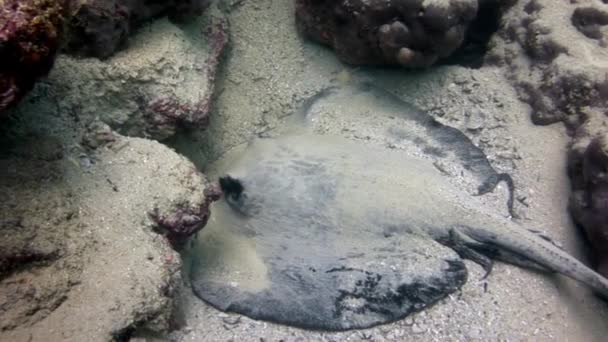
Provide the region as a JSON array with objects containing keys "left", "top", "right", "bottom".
[{"left": 190, "top": 133, "right": 469, "bottom": 330}]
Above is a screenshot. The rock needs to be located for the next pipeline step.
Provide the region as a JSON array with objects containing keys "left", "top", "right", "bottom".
[
  {"left": 0, "top": 128, "right": 219, "bottom": 341},
  {"left": 0, "top": 0, "right": 66, "bottom": 114},
  {"left": 44, "top": 8, "right": 229, "bottom": 140},
  {"left": 568, "top": 131, "right": 608, "bottom": 278},
  {"left": 64, "top": 0, "right": 212, "bottom": 59},
  {"left": 0, "top": 151, "right": 80, "bottom": 332},
  {"left": 465, "top": 108, "right": 486, "bottom": 132},
  {"left": 411, "top": 323, "right": 426, "bottom": 334},
  {"left": 487, "top": 0, "right": 608, "bottom": 129},
  {"left": 295, "top": 0, "right": 479, "bottom": 67},
  {"left": 151, "top": 183, "right": 222, "bottom": 248}
]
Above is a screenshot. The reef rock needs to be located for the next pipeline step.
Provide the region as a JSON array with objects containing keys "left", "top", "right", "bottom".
[
  {"left": 42, "top": 8, "right": 228, "bottom": 140},
  {"left": 0, "top": 0, "right": 65, "bottom": 114},
  {"left": 295, "top": 0, "right": 480, "bottom": 67},
  {"left": 65, "top": 0, "right": 212, "bottom": 59},
  {"left": 0, "top": 124, "right": 219, "bottom": 340},
  {"left": 487, "top": 0, "right": 608, "bottom": 128},
  {"left": 568, "top": 117, "right": 608, "bottom": 278}
]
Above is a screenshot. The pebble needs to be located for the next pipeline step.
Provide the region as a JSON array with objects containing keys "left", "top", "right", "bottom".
[
  {"left": 412, "top": 324, "right": 427, "bottom": 334},
  {"left": 465, "top": 109, "right": 486, "bottom": 132}
]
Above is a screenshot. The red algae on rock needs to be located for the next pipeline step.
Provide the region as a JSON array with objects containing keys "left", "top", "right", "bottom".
[{"left": 0, "top": 0, "right": 65, "bottom": 114}]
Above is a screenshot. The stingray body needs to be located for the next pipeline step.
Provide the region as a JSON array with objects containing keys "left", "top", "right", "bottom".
[
  {"left": 190, "top": 132, "right": 608, "bottom": 331},
  {"left": 299, "top": 84, "right": 516, "bottom": 216}
]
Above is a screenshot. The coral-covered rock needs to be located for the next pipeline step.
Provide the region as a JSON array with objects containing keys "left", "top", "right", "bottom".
[
  {"left": 569, "top": 128, "right": 608, "bottom": 278},
  {"left": 151, "top": 184, "right": 221, "bottom": 248},
  {"left": 0, "top": 124, "right": 219, "bottom": 340},
  {"left": 48, "top": 9, "right": 228, "bottom": 140},
  {"left": 295, "top": 0, "right": 479, "bottom": 67},
  {"left": 0, "top": 0, "right": 65, "bottom": 114},
  {"left": 487, "top": 0, "right": 608, "bottom": 128},
  {"left": 65, "top": 0, "right": 211, "bottom": 58}
]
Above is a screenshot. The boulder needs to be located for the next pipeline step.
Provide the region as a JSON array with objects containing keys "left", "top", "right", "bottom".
[{"left": 295, "top": 0, "right": 479, "bottom": 67}]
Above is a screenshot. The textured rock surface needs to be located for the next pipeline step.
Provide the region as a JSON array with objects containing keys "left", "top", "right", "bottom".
[
  {"left": 0, "top": 121, "right": 218, "bottom": 340},
  {"left": 569, "top": 121, "right": 608, "bottom": 278},
  {"left": 46, "top": 7, "right": 227, "bottom": 140},
  {"left": 0, "top": 0, "right": 65, "bottom": 113},
  {"left": 0, "top": 4, "right": 224, "bottom": 333},
  {"left": 0, "top": 147, "right": 82, "bottom": 332},
  {"left": 488, "top": 0, "right": 608, "bottom": 128},
  {"left": 64, "top": 0, "right": 212, "bottom": 58},
  {"left": 295, "top": 0, "right": 499, "bottom": 67}
]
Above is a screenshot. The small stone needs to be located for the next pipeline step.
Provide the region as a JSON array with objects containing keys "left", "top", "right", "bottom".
[
  {"left": 412, "top": 324, "right": 426, "bottom": 334},
  {"left": 466, "top": 109, "right": 486, "bottom": 132}
]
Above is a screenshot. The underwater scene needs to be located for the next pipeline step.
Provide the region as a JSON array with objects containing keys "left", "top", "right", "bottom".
[{"left": 1, "top": 0, "right": 608, "bottom": 341}]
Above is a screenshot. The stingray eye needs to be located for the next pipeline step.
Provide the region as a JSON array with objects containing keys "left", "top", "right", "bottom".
[{"left": 219, "top": 175, "right": 245, "bottom": 200}]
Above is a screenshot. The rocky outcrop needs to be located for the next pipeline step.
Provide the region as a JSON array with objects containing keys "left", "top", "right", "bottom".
[
  {"left": 0, "top": 4, "right": 227, "bottom": 336},
  {"left": 1, "top": 0, "right": 222, "bottom": 126},
  {"left": 64, "top": 0, "right": 212, "bottom": 59},
  {"left": 0, "top": 0, "right": 66, "bottom": 113},
  {"left": 487, "top": 0, "right": 608, "bottom": 128},
  {"left": 0, "top": 122, "right": 219, "bottom": 340},
  {"left": 295, "top": 0, "right": 515, "bottom": 68},
  {"left": 568, "top": 120, "right": 608, "bottom": 278},
  {"left": 45, "top": 9, "right": 228, "bottom": 140}
]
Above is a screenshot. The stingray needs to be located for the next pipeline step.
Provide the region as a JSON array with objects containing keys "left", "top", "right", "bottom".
[
  {"left": 189, "top": 85, "right": 608, "bottom": 331},
  {"left": 297, "top": 83, "right": 516, "bottom": 216}
]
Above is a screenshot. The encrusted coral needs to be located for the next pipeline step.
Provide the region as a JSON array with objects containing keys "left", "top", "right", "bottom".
[
  {"left": 0, "top": 0, "right": 65, "bottom": 113},
  {"left": 487, "top": 0, "right": 608, "bottom": 128},
  {"left": 139, "top": 16, "right": 229, "bottom": 139},
  {"left": 151, "top": 183, "right": 222, "bottom": 248},
  {"left": 295, "top": 0, "right": 479, "bottom": 67}
]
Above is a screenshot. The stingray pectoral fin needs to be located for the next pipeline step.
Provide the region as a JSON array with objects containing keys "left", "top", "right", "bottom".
[
  {"left": 444, "top": 228, "right": 495, "bottom": 279},
  {"left": 475, "top": 173, "right": 517, "bottom": 218}
]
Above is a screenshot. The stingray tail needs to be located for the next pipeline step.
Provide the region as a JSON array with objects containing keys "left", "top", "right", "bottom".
[{"left": 457, "top": 225, "right": 608, "bottom": 299}]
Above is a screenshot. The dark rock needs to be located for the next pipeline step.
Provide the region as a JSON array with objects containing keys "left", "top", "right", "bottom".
[
  {"left": 64, "top": 0, "right": 212, "bottom": 59},
  {"left": 0, "top": 0, "right": 66, "bottom": 114},
  {"left": 569, "top": 134, "right": 608, "bottom": 278},
  {"left": 295, "top": 0, "right": 479, "bottom": 67}
]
